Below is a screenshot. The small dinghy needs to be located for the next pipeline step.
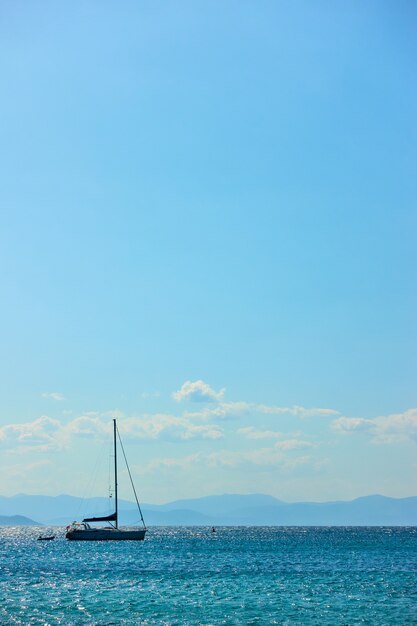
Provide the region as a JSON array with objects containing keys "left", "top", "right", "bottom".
[{"left": 37, "top": 535, "right": 55, "bottom": 541}]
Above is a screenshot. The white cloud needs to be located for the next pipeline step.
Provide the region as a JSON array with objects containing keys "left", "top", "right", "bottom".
[
  {"left": 332, "top": 408, "right": 417, "bottom": 444},
  {"left": 274, "top": 439, "right": 314, "bottom": 451},
  {"left": 142, "top": 440, "right": 314, "bottom": 474},
  {"left": 238, "top": 429, "right": 314, "bottom": 448},
  {"left": 65, "top": 415, "right": 109, "bottom": 439},
  {"left": 118, "top": 414, "right": 223, "bottom": 441},
  {"left": 373, "top": 409, "right": 417, "bottom": 444},
  {"left": 332, "top": 417, "right": 373, "bottom": 432},
  {"left": 172, "top": 380, "right": 225, "bottom": 403},
  {"left": 0, "top": 411, "right": 224, "bottom": 452},
  {"left": 0, "top": 416, "right": 63, "bottom": 452},
  {"left": 172, "top": 380, "right": 339, "bottom": 421},
  {"left": 255, "top": 404, "right": 339, "bottom": 418},
  {"left": 66, "top": 412, "right": 224, "bottom": 443},
  {"left": 238, "top": 426, "right": 284, "bottom": 440},
  {"left": 186, "top": 401, "right": 339, "bottom": 422},
  {"left": 185, "top": 401, "right": 251, "bottom": 421},
  {"left": 41, "top": 392, "right": 65, "bottom": 401}
]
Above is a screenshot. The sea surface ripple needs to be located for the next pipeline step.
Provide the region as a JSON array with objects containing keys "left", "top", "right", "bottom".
[{"left": 0, "top": 526, "right": 416, "bottom": 625}]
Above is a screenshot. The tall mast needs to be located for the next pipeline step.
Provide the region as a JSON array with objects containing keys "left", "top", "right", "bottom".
[{"left": 113, "top": 418, "right": 118, "bottom": 529}]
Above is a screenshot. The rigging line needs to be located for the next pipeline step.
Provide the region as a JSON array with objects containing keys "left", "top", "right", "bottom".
[
  {"left": 108, "top": 438, "right": 113, "bottom": 501},
  {"left": 116, "top": 425, "right": 147, "bottom": 529}
]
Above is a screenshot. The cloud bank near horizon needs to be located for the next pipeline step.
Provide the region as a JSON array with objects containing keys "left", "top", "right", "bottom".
[
  {"left": 1, "top": 379, "right": 415, "bottom": 450},
  {"left": 1, "top": 380, "right": 415, "bottom": 501}
]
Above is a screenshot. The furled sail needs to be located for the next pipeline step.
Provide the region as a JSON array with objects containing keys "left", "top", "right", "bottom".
[{"left": 83, "top": 512, "right": 117, "bottom": 523}]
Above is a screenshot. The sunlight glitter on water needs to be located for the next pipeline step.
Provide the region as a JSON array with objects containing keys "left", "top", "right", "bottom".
[{"left": 0, "top": 526, "right": 416, "bottom": 625}]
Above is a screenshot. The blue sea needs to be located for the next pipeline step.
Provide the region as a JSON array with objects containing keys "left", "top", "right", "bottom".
[{"left": 0, "top": 526, "right": 416, "bottom": 625}]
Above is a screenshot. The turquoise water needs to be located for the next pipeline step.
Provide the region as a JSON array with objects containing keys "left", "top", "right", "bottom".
[{"left": 0, "top": 526, "right": 416, "bottom": 625}]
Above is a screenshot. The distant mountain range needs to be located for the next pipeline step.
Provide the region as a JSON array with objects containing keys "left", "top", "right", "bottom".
[
  {"left": 0, "top": 493, "right": 415, "bottom": 526},
  {"left": 0, "top": 514, "right": 41, "bottom": 526}
]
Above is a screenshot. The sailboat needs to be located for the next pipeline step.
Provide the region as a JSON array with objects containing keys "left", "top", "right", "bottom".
[{"left": 65, "top": 419, "right": 147, "bottom": 541}]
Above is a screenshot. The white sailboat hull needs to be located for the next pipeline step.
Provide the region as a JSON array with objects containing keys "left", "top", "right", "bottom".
[{"left": 66, "top": 528, "right": 146, "bottom": 541}]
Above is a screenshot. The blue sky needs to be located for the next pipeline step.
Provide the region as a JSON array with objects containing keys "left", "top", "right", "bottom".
[{"left": 0, "top": 1, "right": 416, "bottom": 503}]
